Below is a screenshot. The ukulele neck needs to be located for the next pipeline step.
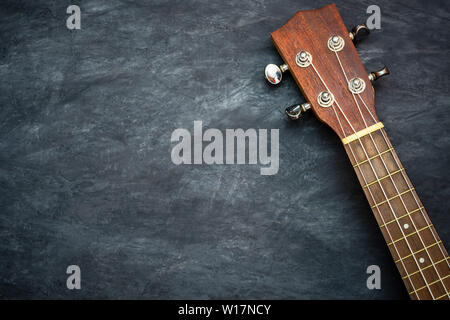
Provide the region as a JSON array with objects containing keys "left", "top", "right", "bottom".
[{"left": 342, "top": 124, "right": 450, "bottom": 299}]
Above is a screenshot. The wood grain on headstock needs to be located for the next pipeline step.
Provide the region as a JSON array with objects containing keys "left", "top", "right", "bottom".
[{"left": 271, "top": 3, "right": 378, "bottom": 139}]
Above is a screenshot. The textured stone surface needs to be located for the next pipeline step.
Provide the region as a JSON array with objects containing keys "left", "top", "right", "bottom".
[{"left": 0, "top": 0, "right": 449, "bottom": 299}]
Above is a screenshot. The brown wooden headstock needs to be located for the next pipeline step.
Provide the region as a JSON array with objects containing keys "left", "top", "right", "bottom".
[{"left": 271, "top": 4, "right": 378, "bottom": 139}]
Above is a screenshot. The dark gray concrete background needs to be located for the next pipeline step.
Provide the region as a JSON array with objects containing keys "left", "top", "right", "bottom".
[{"left": 0, "top": 0, "right": 449, "bottom": 299}]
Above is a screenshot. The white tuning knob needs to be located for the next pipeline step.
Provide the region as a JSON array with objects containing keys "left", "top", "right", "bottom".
[{"left": 264, "top": 63, "right": 289, "bottom": 85}]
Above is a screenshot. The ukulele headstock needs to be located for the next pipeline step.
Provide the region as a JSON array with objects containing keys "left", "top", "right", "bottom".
[{"left": 267, "top": 4, "right": 388, "bottom": 139}]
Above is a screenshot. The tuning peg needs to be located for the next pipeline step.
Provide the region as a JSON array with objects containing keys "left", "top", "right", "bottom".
[
  {"left": 349, "top": 24, "right": 370, "bottom": 43},
  {"left": 368, "top": 66, "right": 390, "bottom": 82},
  {"left": 265, "top": 63, "right": 289, "bottom": 85},
  {"left": 285, "top": 102, "right": 311, "bottom": 120}
]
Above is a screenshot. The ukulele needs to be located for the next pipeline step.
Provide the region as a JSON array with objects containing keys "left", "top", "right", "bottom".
[{"left": 264, "top": 3, "right": 450, "bottom": 300}]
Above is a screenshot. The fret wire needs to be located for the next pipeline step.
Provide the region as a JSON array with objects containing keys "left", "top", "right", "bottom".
[
  {"left": 362, "top": 168, "right": 405, "bottom": 189},
  {"left": 402, "top": 254, "right": 448, "bottom": 279},
  {"left": 372, "top": 187, "right": 415, "bottom": 208},
  {"left": 387, "top": 224, "right": 433, "bottom": 246},
  {"left": 331, "top": 51, "right": 436, "bottom": 299},
  {"left": 408, "top": 274, "right": 450, "bottom": 296},
  {"left": 354, "top": 95, "right": 450, "bottom": 298},
  {"left": 436, "top": 292, "right": 450, "bottom": 300},
  {"left": 380, "top": 206, "right": 424, "bottom": 229},
  {"left": 310, "top": 60, "right": 421, "bottom": 299},
  {"left": 397, "top": 241, "right": 443, "bottom": 263},
  {"left": 353, "top": 147, "right": 394, "bottom": 167}
]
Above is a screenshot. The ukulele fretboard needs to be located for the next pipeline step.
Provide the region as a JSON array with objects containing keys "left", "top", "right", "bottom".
[{"left": 343, "top": 125, "right": 450, "bottom": 300}]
